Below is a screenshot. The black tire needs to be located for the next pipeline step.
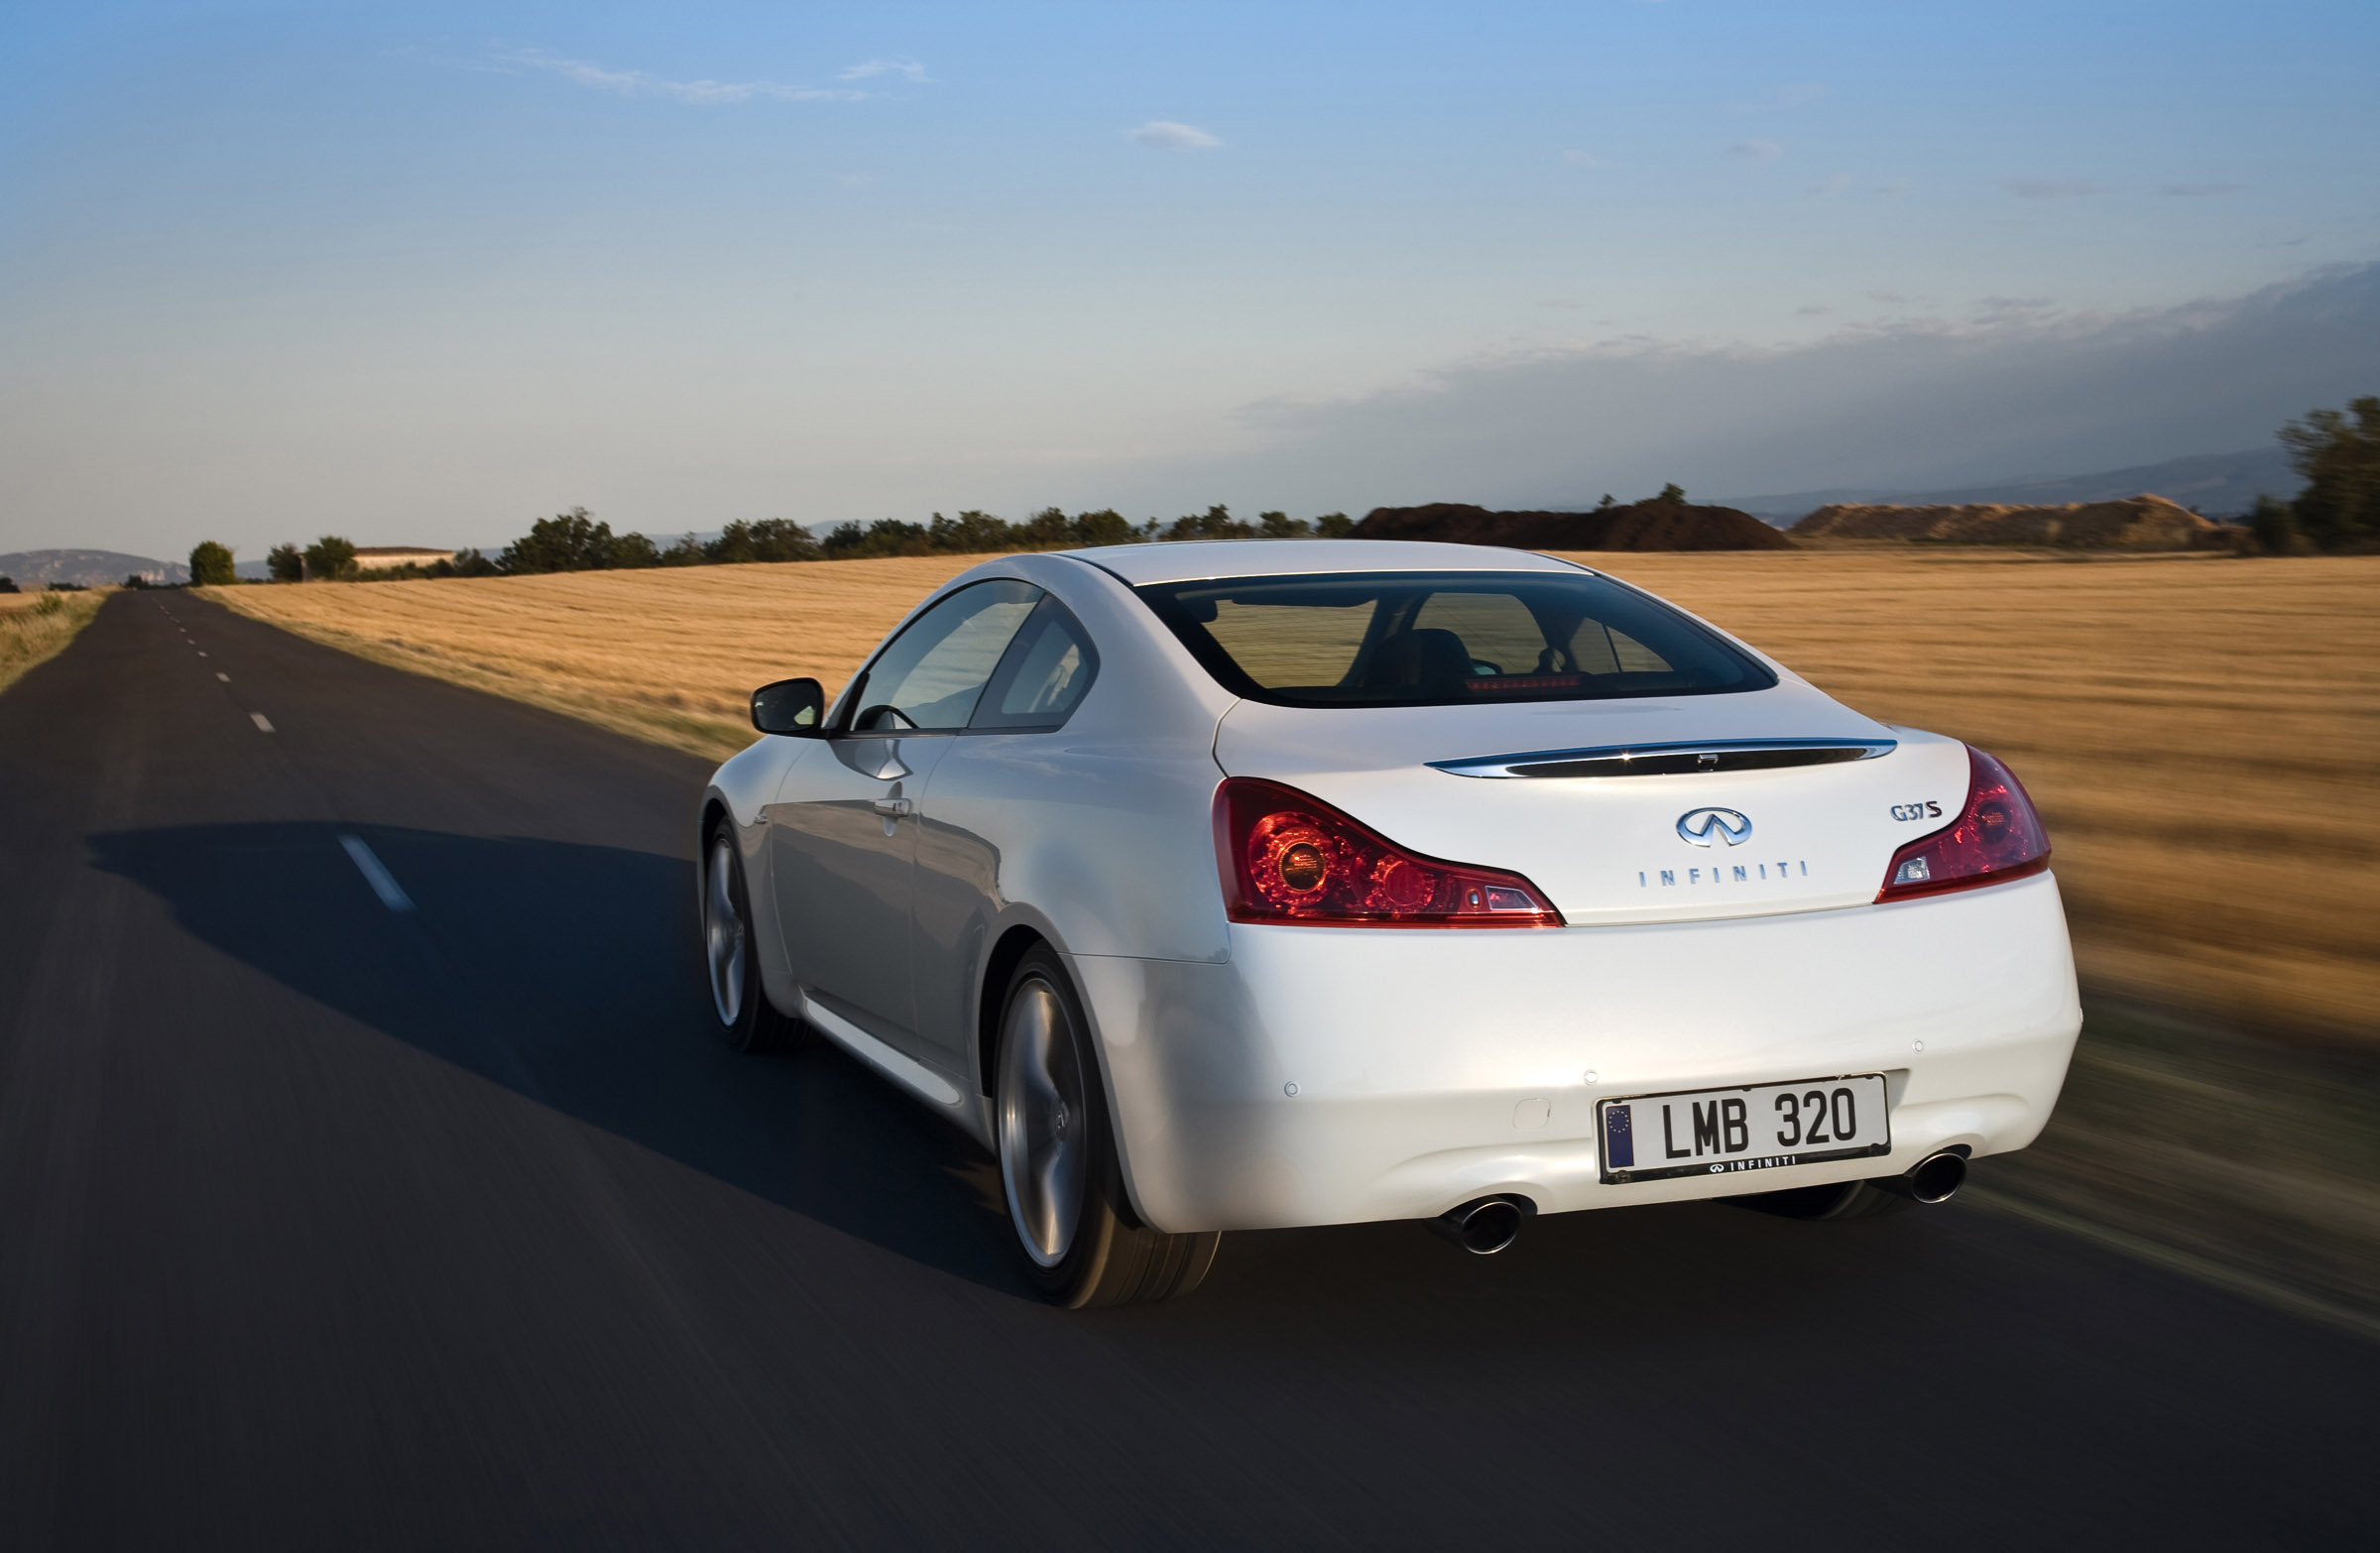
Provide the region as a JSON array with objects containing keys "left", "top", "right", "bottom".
[
  {"left": 1726, "top": 1179, "right": 1912, "bottom": 1220},
  {"left": 994, "top": 945, "right": 1220, "bottom": 1308},
  {"left": 701, "top": 820, "right": 802, "bottom": 1054}
]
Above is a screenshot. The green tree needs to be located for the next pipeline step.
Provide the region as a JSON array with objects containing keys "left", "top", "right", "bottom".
[
  {"left": 1653, "top": 483, "right": 1687, "bottom": 505},
  {"left": 2278, "top": 395, "right": 2380, "bottom": 550},
  {"left": 450, "top": 547, "right": 501, "bottom": 577},
  {"left": 303, "top": 535, "right": 357, "bottom": 580},
  {"left": 266, "top": 543, "right": 303, "bottom": 582},
  {"left": 499, "top": 508, "right": 659, "bottom": 572},
  {"left": 0, "top": 575, "right": 18, "bottom": 594},
  {"left": 1163, "top": 505, "right": 1253, "bottom": 541},
  {"left": 2249, "top": 494, "right": 2309, "bottom": 556},
  {"left": 702, "top": 519, "right": 823, "bottom": 564},
  {"left": 188, "top": 540, "right": 236, "bottom": 587},
  {"left": 1072, "top": 509, "right": 1135, "bottom": 546},
  {"left": 1596, "top": 494, "right": 1615, "bottom": 511},
  {"left": 1313, "top": 513, "right": 1354, "bottom": 538},
  {"left": 1257, "top": 511, "right": 1311, "bottom": 538}
]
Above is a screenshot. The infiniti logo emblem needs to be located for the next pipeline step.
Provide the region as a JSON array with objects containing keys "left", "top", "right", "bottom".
[{"left": 1676, "top": 807, "right": 1752, "bottom": 847}]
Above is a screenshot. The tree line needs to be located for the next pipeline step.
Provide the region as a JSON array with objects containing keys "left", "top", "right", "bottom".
[
  {"left": 183, "top": 392, "right": 2377, "bottom": 583},
  {"left": 213, "top": 504, "right": 1356, "bottom": 582}
]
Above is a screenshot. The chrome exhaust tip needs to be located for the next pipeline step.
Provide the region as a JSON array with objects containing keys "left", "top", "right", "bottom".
[
  {"left": 1435, "top": 1196, "right": 1528, "bottom": 1254},
  {"left": 1879, "top": 1148, "right": 1968, "bottom": 1205}
]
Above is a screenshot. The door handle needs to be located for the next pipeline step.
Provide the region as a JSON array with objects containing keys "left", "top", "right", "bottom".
[{"left": 871, "top": 796, "right": 914, "bottom": 817}]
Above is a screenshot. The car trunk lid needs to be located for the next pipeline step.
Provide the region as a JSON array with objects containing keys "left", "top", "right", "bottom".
[{"left": 1213, "top": 685, "right": 1972, "bottom": 925}]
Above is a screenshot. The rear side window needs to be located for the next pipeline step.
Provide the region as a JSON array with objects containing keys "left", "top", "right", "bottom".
[
  {"left": 973, "top": 598, "right": 1099, "bottom": 729},
  {"left": 1133, "top": 570, "right": 1775, "bottom": 707}
]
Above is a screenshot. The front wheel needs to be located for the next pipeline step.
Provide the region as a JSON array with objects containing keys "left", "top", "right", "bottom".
[
  {"left": 995, "top": 946, "right": 1219, "bottom": 1307},
  {"left": 701, "top": 821, "right": 801, "bottom": 1054}
]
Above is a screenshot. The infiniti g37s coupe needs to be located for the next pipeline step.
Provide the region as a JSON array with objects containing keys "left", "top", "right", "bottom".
[{"left": 696, "top": 539, "right": 2080, "bottom": 1306}]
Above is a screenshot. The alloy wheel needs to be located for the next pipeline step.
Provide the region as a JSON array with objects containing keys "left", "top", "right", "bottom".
[
  {"left": 703, "top": 834, "right": 747, "bottom": 1027},
  {"left": 997, "top": 976, "right": 1089, "bottom": 1267}
]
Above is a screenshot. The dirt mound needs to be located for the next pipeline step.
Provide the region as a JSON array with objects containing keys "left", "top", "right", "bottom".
[
  {"left": 1353, "top": 501, "right": 1794, "bottom": 551},
  {"left": 1790, "top": 494, "right": 2220, "bottom": 549}
]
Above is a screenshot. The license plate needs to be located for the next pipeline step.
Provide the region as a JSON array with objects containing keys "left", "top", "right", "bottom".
[{"left": 1598, "top": 1075, "right": 1890, "bottom": 1185}]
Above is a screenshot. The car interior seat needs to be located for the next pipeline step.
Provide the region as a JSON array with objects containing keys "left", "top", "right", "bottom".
[{"left": 1363, "top": 628, "right": 1474, "bottom": 686}]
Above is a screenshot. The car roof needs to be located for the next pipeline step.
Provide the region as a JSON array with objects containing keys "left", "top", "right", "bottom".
[{"left": 1057, "top": 538, "right": 1592, "bottom": 587}]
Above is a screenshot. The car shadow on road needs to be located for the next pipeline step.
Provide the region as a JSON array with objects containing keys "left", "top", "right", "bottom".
[{"left": 86, "top": 821, "right": 1031, "bottom": 1297}]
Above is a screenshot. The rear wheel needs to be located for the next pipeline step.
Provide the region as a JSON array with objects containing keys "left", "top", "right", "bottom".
[
  {"left": 995, "top": 946, "right": 1219, "bottom": 1307},
  {"left": 702, "top": 821, "right": 801, "bottom": 1054},
  {"left": 1726, "top": 1179, "right": 1910, "bottom": 1220}
]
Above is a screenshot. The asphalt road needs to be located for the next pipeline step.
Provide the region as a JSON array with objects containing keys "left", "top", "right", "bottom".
[{"left": 2, "top": 592, "right": 2373, "bottom": 1550}]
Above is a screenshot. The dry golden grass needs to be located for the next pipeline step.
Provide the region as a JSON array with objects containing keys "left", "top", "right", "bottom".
[
  {"left": 0, "top": 588, "right": 112, "bottom": 695},
  {"left": 205, "top": 548, "right": 2380, "bottom": 1038}
]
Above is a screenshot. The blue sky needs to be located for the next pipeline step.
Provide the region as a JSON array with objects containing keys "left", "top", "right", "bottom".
[{"left": 3, "top": 1, "right": 2376, "bottom": 556}]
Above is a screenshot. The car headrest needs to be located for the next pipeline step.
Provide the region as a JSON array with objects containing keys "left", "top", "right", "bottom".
[{"left": 1365, "top": 628, "right": 1472, "bottom": 686}]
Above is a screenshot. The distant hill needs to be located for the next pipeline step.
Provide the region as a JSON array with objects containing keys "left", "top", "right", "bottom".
[
  {"left": 1727, "top": 446, "right": 2298, "bottom": 525},
  {"left": 1791, "top": 494, "right": 2223, "bottom": 549},
  {"left": 0, "top": 549, "right": 186, "bottom": 587},
  {"left": 1355, "top": 501, "right": 1792, "bottom": 550}
]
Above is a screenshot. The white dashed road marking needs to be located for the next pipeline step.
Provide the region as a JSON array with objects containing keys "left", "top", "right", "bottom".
[
  {"left": 216, "top": 672, "right": 229, "bottom": 682},
  {"left": 338, "top": 836, "right": 415, "bottom": 912},
  {"left": 250, "top": 712, "right": 275, "bottom": 733}
]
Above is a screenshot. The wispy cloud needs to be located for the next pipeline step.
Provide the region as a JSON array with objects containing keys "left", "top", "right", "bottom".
[
  {"left": 1559, "top": 149, "right": 1607, "bottom": 168},
  {"left": 505, "top": 49, "right": 866, "bottom": 104},
  {"left": 1796, "top": 303, "right": 1833, "bottom": 315},
  {"left": 2002, "top": 178, "right": 2108, "bottom": 199},
  {"left": 1731, "top": 138, "right": 1783, "bottom": 162},
  {"left": 1130, "top": 121, "right": 1222, "bottom": 151},
  {"left": 838, "top": 57, "right": 929, "bottom": 82},
  {"left": 2156, "top": 181, "right": 2243, "bottom": 196},
  {"left": 1728, "top": 82, "right": 1827, "bottom": 113},
  {"left": 1976, "top": 296, "right": 2059, "bottom": 323}
]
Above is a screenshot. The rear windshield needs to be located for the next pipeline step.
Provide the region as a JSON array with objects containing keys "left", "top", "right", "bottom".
[{"left": 1133, "top": 570, "right": 1776, "bottom": 707}]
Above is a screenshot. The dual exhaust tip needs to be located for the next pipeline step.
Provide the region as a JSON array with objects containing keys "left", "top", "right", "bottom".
[
  {"left": 1879, "top": 1147, "right": 1968, "bottom": 1205},
  {"left": 1434, "top": 1148, "right": 1968, "bottom": 1254},
  {"left": 1435, "top": 1195, "right": 1531, "bottom": 1255}
]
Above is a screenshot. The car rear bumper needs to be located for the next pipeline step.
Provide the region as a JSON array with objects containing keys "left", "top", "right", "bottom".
[{"left": 1074, "top": 871, "right": 2080, "bottom": 1234}]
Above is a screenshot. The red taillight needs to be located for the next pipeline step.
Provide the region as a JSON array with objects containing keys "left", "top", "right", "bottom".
[
  {"left": 1213, "top": 777, "right": 1564, "bottom": 927},
  {"left": 1876, "top": 746, "right": 2051, "bottom": 902}
]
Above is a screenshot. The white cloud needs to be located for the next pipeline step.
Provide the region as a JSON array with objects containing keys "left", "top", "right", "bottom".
[
  {"left": 1560, "top": 149, "right": 1607, "bottom": 168},
  {"left": 838, "top": 58, "right": 929, "bottom": 82},
  {"left": 505, "top": 49, "right": 865, "bottom": 104},
  {"left": 1731, "top": 138, "right": 1783, "bottom": 162},
  {"left": 1130, "top": 121, "right": 1223, "bottom": 151},
  {"left": 2002, "top": 178, "right": 2108, "bottom": 199},
  {"left": 2156, "top": 182, "right": 2243, "bottom": 196}
]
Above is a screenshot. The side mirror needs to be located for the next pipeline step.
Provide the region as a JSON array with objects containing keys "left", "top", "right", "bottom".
[{"left": 751, "top": 677, "right": 825, "bottom": 736}]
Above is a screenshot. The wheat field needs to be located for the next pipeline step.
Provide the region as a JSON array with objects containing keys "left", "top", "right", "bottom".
[
  {"left": 203, "top": 549, "right": 2380, "bottom": 1038},
  {"left": 0, "top": 588, "right": 111, "bottom": 694}
]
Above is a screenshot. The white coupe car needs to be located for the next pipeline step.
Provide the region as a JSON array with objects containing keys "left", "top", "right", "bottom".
[{"left": 697, "top": 539, "right": 2080, "bottom": 1306}]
